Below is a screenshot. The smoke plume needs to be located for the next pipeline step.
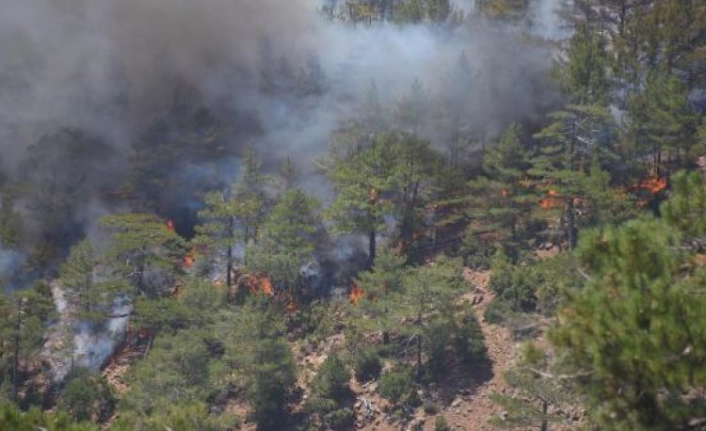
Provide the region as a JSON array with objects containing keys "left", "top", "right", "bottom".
[{"left": 0, "top": 0, "right": 565, "bottom": 278}]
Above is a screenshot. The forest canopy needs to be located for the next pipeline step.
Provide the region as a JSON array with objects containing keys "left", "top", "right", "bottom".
[{"left": 0, "top": 0, "right": 705, "bottom": 430}]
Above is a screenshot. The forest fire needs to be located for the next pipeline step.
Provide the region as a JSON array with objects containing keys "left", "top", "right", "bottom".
[
  {"left": 236, "top": 273, "right": 296, "bottom": 311},
  {"left": 183, "top": 252, "right": 195, "bottom": 269},
  {"left": 350, "top": 284, "right": 365, "bottom": 304},
  {"left": 540, "top": 189, "right": 561, "bottom": 209},
  {"left": 629, "top": 174, "right": 668, "bottom": 207},
  {"left": 166, "top": 219, "right": 176, "bottom": 232},
  {"left": 639, "top": 175, "right": 668, "bottom": 195},
  {"left": 255, "top": 275, "right": 275, "bottom": 297}
]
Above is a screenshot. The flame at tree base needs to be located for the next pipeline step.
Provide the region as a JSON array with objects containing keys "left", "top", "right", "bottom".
[{"left": 350, "top": 284, "right": 365, "bottom": 304}]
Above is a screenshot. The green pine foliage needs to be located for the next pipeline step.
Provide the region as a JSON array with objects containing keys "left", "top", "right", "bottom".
[
  {"left": 0, "top": 403, "right": 99, "bottom": 431},
  {"left": 0, "top": 285, "right": 54, "bottom": 402},
  {"left": 58, "top": 368, "right": 116, "bottom": 423},
  {"left": 305, "top": 353, "right": 354, "bottom": 431},
  {"left": 550, "top": 172, "right": 706, "bottom": 430},
  {"left": 323, "top": 131, "right": 440, "bottom": 266},
  {"left": 248, "top": 188, "right": 321, "bottom": 300},
  {"left": 491, "top": 343, "right": 574, "bottom": 430},
  {"left": 100, "top": 213, "right": 186, "bottom": 296}
]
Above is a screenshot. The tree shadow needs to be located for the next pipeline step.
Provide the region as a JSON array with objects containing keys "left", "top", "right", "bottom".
[{"left": 431, "top": 355, "right": 494, "bottom": 406}]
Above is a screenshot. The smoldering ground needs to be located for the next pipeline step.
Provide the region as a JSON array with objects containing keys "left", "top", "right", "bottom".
[{"left": 0, "top": 0, "right": 565, "bottom": 281}]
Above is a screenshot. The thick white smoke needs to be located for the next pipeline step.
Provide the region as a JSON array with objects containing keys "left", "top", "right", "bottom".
[
  {"left": 0, "top": 0, "right": 562, "bottom": 171},
  {"left": 43, "top": 283, "right": 131, "bottom": 381}
]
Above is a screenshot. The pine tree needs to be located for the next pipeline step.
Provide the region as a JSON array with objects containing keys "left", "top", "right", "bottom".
[
  {"left": 231, "top": 148, "right": 271, "bottom": 255},
  {"left": 530, "top": 18, "right": 616, "bottom": 249},
  {"left": 195, "top": 190, "right": 240, "bottom": 288},
  {"left": 491, "top": 343, "right": 575, "bottom": 431},
  {"left": 248, "top": 189, "right": 321, "bottom": 300},
  {"left": 324, "top": 132, "right": 439, "bottom": 266},
  {"left": 625, "top": 71, "right": 698, "bottom": 172},
  {"left": 398, "top": 257, "right": 466, "bottom": 376},
  {"left": 195, "top": 148, "right": 271, "bottom": 286},
  {"left": 393, "top": 80, "right": 428, "bottom": 136},
  {"left": 0, "top": 286, "right": 54, "bottom": 401},
  {"left": 100, "top": 213, "right": 186, "bottom": 297},
  {"left": 59, "top": 240, "right": 117, "bottom": 326},
  {"left": 353, "top": 246, "right": 408, "bottom": 344},
  {"left": 323, "top": 133, "right": 397, "bottom": 267},
  {"left": 122, "top": 101, "right": 230, "bottom": 223},
  {"left": 120, "top": 330, "right": 212, "bottom": 417},
  {"left": 215, "top": 304, "right": 296, "bottom": 431},
  {"left": 531, "top": 104, "right": 614, "bottom": 249},
  {"left": 467, "top": 124, "right": 535, "bottom": 254},
  {"left": 551, "top": 174, "right": 706, "bottom": 429},
  {"left": 0, "top": 189, "right": 22, "bottom": 249}
]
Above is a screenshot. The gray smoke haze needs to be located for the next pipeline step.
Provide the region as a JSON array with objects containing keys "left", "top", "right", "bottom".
[
  {"left": 0, "top": 0, "right": 317, "bottom": 166},
  {"left": 0, "top": 246, "right": 24, "bottom": 283},
  {"left": 3, "top": 0, "right": 567, "bottom": 372},
  {"left": 0, "top": 0, "right": 566, "bottom": 275},
  {"left": 1, "top": 0, "right": 562, "bottom": 167}
]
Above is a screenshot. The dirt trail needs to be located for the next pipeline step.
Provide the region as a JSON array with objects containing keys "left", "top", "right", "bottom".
[
  {"left": 437, "top": 269, "right": 515, "bottom": 431},
  {"left": 358, "top": 269, "right": 516, "bottom": 431}
]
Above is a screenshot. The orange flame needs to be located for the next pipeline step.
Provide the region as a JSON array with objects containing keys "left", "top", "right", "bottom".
[
  {"left": 540, "top": 190, "right": 561, "bottom": 209},
  {"left": 243, "top": 273, "right": 298, "bottom": 311},
  {"left": 501, "top": 189, "right": 510, "bottom": 197},
  {"left": 639, "top": 176, "right": 667, "bottom": 195},
  {"left": 245, "top": 274, "right": 275, "bottom": 297},
  {"left": 166, "top": 219, "right": 175, "bottom": 232},
  {"left": 286, "top": 299, "right": 298, "bottom": 313},
  {"left": 350, "top": 284, "right": 365, "bottom": 304},
  {"left": 259, "top": 276, "right": 275, "bottom": 297},
  {"left": 183, "top": 254, "right": 195, "bottom": 269}
]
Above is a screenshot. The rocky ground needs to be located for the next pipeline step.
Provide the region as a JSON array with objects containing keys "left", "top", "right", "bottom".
[
  {"left": 351, "top": 269, "right": 515, "bottom": 431},
  {"left": 101, "top": 268, "right": 520, "bottom": 431}
]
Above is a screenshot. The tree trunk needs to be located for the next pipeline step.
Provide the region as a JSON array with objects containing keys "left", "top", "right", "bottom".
[
  {"left": 12, "top": 300, "right": 21, "bottom": 401},
  {"left": 416, "top": 309, "right": 423, "bottom": 379},
  {"left": 541, "top": 399, "right": 549, "bottom": 431},
  {"left": 144, "top": 333, "right": 155, "bottom": 359},
  {"left": 227, "top": 216, "right": 235, "bottom": 288},
  {"left": 566, "top": 197, "right": 578, "bottom": 250},
  {"left": 226, "top": 246, "right": 233, "bottom": 288},
  {"left": 136, "top": 256, "right": 146, "bottom": 295},
  {"left": 369, "top": 229, "right": 377, "bottom": 269}
]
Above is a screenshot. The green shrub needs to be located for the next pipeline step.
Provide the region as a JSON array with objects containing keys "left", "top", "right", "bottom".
[
  {"left": 248, "top": 339, "right": 298, "bottom": 431},
  {"left": 58, "top": 367, "right": 116, "bottom": 423},
  {"left": 352, "top": 347, "right": 382, "bottom": 382},
  {"left": 460, "top": 234, "right": 496, "bottom": 270},
  {"left": 324, "top": 408, "right": 355, "bottom": 431},
  {"left": 423, "top": 400, "right": 440, "bottom": 414},
  {"left": 312, "top": 353, "right": 350, "bottom": 402},
  {"left": 434, "top": 415, "right": 451, "bottom": 431},
  {"left": 306, "top": 354, "right": 353, "bottom": 430},
  {"left": 454, "top": 308, "right": 488, "bottom": 365},
  {"left": 379, "top": 368, "right": 418, "bottom": 407},
  {"left": 483, "top": 299, "right": 512, "bottom": 324},
  {"left": 488, "top": 252, "right": 538, "bottom": 312},
  {"left": 426, "top": 318, "right": 453, "bottom": 379}
]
